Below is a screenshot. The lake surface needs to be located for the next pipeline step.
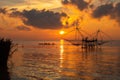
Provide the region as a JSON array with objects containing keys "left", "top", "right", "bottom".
[{"left": 10, "top": 40, "right": 120, "bottom": 80}]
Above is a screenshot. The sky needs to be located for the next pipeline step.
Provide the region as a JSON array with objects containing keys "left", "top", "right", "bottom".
[{"left": 0, "top": 0, "right": 120, "bottom": 40}]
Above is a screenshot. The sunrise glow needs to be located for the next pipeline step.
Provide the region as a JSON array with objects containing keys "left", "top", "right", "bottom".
[
  {"left": 0, "top": 0, "right": 120, "bottom": 40},
  {"left": 59, "top": 30, "right": 65, "bottom": 35},
  {"left": 1, "top": 0, "right": 120, "bottom": 80}
]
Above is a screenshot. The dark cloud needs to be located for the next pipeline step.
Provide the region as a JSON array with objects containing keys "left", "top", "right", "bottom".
[
  {"left": 61, "top": 0, "right": 69, "bottom": 4},
  {"left": 62, "top": 0, "right": 89, "bottom": 10},
  {"left": 11, "top": 9, "right": 67, "bottom": 29},
  {"left": 0, "top": 8, "right": 67, "bottom": 30},
  {"left": 92, "top": 2, "right": 120, "bottom": 23},
  {"left": 10, "top": 10, "right": 22, "bottom": 17},
  {"left": 16, "top": 25, "right": 31, "bottom": 31},
  {"left": 10, "top": 8, "right": 18, "bottom": 11},
  {"left": 0, "top": 8, "right": 7, "bottom": 14},
  {"left": 112, "top": 3, "right": 120, "bottom": 23},
  {"left": 92, "top": 4, "right": 113, "bottom": 18}
]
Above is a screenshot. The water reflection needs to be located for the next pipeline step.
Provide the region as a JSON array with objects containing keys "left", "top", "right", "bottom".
[
  {"left": 60, "top": 39, "right": 64, "bottom": 68},
  {"left": 11, "top": 40, "right": 120, "bottom": 80},
  {"left": 59, "top": 40, "right": 120, "bottom": 80},
  {"left": 81, "top": 47, "right": 102, "bottom": 61}
]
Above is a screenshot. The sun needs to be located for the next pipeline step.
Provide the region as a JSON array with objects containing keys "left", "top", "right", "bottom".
[{"left": 59, "top": 30, "right": 65, "bottom": 35}]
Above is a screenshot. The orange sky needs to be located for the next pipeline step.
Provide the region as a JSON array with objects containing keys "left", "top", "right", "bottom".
[{"left": 0, "top": 0, "right": 120, "bottom": 40}]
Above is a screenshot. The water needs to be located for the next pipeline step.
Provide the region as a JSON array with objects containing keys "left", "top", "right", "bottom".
[{"left": 9, "top": 40, "right": 120, "bottom": 80}]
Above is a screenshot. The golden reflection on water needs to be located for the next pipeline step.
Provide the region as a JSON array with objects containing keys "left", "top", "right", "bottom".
[
  {"left": 11, "top": 41, "right": 120, "bottom": 80},
  {"left": 59, "top": 40, "right": 120, "bottom": 80},
  {"left": 59, "top": 39, "right": 85, "bottom": 78},
  {"left": 60, "top": 39, "right": 64, "bottom": 68}
]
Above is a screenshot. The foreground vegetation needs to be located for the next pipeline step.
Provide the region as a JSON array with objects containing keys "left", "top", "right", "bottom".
[{"left": 0, "top": 38, "right": 13, "bottom": 80}]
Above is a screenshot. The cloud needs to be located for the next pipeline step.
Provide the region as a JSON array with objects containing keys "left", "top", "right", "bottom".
[
  {"left": 0, "top": 7, "right": 68, "bottom": 30},
  {"left": 0, "top": 8, "right": 7, "bottom": 14},
  {"left": 92, "top": 4, "right": 113, "bottom": 18},
  {"left": 61, "top": 0, "right": 69, "bottom": 4},
  {"left": 112, "top": 3, "right": 120, "bottom": 23},
  {"left": 92, "top": 2, "right": 120, "bottom": 23},
  {"left": 11, "top": 9, "right": 67, "bottom": 29},
  {"left": 61, "top": 0, "right": 89, "bottom": 10},
  {"left": 16, "top": 25, "right": 31, "bottom": 31},
  {"left": 61, "top": 0, "right": 120, "bottom": 19}
]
